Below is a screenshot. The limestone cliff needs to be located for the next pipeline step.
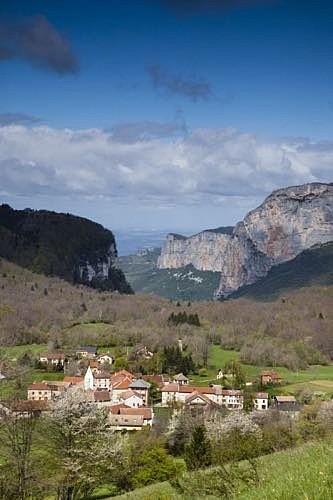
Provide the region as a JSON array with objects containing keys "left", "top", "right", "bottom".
[{"left": 157, "top": 183, "right": 333, "bottom": 297}]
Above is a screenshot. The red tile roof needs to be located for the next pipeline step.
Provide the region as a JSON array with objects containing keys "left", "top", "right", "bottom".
[
  {"left": 143, "top": 374, "right": 168, "bottom": 387},
  {"left": 94, "top": 391, "right": 111, "bottom": 402},
  {"left": 94, "top": 372, "right": 111, "bottom": 379},
  {"left": 121, "top": 390, "right": 142, "bottom": 400},
  {"left": 63, "top": 376, "right": 84, "bottom": 384},
  {"left": 113, "top": 370, "right": 134, "bottom": 379},
  {"left": 5, "top": 400, "right": 50, "bottom": 412},
  {"left": 112, "top": 377, "right": 132, "bottom": 390},
  {"left": 28, "top": 383, "right": 51, "bottom": 391},
  {"left": 161, "top": 384, "right": 217, "bottom": 395},
  {"left": 119, "top": 407, "right": 152, "bottom": 419},
  {"left": 109, "top": 403, "right": 130, "bottom": 414}
]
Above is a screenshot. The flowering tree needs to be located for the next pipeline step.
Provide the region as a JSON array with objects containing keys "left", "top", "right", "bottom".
[{"left": 49, "top": 387, "right": 125, "bottom": 500}]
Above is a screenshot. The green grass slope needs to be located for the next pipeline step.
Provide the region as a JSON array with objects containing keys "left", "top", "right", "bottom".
[
  {"left": 117, "top": 249, "right": 220, "bottom": 301},
  {"left": 112, "top": 439, "right": 333, "bottom": 499},
  {"left": 231, "top": 241, "right": 333, "bottom": 300}
]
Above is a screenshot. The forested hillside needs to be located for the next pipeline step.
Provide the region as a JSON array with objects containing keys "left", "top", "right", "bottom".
[
  {"left": 231, "top": 242, "right": 333, "bottom": 300},
  {"left": 0, "top": 204, "right": 132, "bottom": 293},
  {"left": 0, "top": 258, "right": 332, "bottom": 368}
]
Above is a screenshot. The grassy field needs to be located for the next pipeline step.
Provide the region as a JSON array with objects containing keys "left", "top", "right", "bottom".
[
  {"left": 0, "top": 344, "right": 64, "bottom": 399},
  {"left": 111, "top": 439, "right": 333, "bottom": 499},
  {"left": 0, "top": 343, "right": 47, "bottom": 361},
  {"left": 112, "top": 482, "right": 178, "bottom": 500},
  {"left": 190, "top": 345, "right": 333, "bottom": 396},
  {"left": 238, "top": 439, "right": 333, "bottom": 499}
]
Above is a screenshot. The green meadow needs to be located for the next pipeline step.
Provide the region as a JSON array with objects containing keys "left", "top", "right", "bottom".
[
  {"left": 112, "top": 439, "right": 333, "bottom": 500},
  {"left": 190, "top": 345, "right": 333, "bottom": 397}
]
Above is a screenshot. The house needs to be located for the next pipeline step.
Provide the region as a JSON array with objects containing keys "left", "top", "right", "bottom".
[
  {"left": 97, "top": 353, "right": 114, "bottom": 365},
  {"left": 120, "top": 390, "right": 144, "bottom": 408},
  {"left": 80, "top": 360, "right": 101, "bottom": 375},
  {"left": 143, "top": 374, "right": 170, "bottom": 389},
  {"left": 27, "top": 383, "right": 53, "bottom": 401},
  {"left": 27, "top": 381, "right": 66, "bottom": 401},
  {"left": 111, "top": 371, "right": 135, "bottom": 402},
  {"left": 185, "top": 391, "right": 219, "bottom": 410},
  {"left": 93, "top": 391, "right": 112, "bottom": 407},
  {"left": 161, "top": 384, "right": 244, "bottom": 410},
  {"left": 161, "top": 384, "right": 220, "bottom": 406},
  {"left": 84, "top": 367, "right": 111, "bottom": 391},
  {"left": 94, "top": 372, "right": 111, "bottom": 391},
  {"left": 0, "top": 400, "right": 50, "bottom": 418},
  {"left": 108, "top": 405, "right": 153, "bottom": 430},
  {"left": 129, "top": 344, "right": 153, "bottom": 360},
  {"left": 273, "top": 395, "right": 301, "bottom": 412},
  {"left": 222, "top": 389, "right": 243, "bottom": 410},
  {"left": 260, "top": 370, "right": 282, "bottom": 385},
  {"left": 253, "top": 392, "right": 269, "bottom": 411},
  {"left": 63, "top": 376, "right": 84, "bottom": 389},
  {"left": 75, "top": 346, "right": 97, "bottom": 358},
  {"left": 39, "top": 352, "right": 65, "bottom": 366},
  {"left": 173, "top": 373, "right": 189, "bottom": 385},
  {"left": 128, "top": 379, "right": 151, "bottom": 405}
]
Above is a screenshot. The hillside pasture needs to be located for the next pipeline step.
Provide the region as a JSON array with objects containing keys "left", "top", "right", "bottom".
[{"left": 190, "top": 345, "right": 333, "bottom": 396}]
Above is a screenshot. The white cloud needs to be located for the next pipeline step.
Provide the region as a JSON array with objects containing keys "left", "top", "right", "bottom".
[{"left": 0, "top": 123, "right": 331, "bottom": 216}]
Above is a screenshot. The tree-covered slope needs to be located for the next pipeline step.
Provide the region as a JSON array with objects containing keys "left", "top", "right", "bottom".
[
  {"left": 0, "top": 204, "right": 132, "bottom": 293},
  {"left": 230, "top": 241, "right": 333, "bottom": 300},
  {"left": 117, "top": 249, "right": 220, "bottom": 301}
]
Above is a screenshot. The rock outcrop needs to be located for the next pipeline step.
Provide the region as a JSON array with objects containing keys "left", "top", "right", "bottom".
[
  {"left": 158, "top": 183, "right": 333, "bottom": 297},
  {"left": 0, "top": 204, "right": 132, "bottom": 293}
]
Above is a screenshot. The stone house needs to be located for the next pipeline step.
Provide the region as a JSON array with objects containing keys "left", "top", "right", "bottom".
[{"left": 260, "top": 370, "right": 282, "bottom": 385}]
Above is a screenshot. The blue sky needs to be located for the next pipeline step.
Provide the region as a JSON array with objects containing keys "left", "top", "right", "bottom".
[{"left": 1, "top": 0, "right": 333, "bottom": 235}]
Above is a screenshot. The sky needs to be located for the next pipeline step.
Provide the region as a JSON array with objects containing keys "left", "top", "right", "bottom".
[{"left": 1, "top": 0, "right": 333, "bottom": 236}]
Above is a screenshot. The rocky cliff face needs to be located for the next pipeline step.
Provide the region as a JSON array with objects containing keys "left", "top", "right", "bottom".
[
  {"left": 158, "top": 230, "right": 232, "bottom": 271},
  {"left": 158, "top": 183, "right": 333, "bottom": 297},
  {"left": 0, "top": 204, "right": 132, "bottom": 293}
]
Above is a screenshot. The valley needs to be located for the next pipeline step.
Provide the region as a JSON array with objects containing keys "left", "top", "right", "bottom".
[{"left": 0, "top": 189, "right": 333, "bottom": 499}]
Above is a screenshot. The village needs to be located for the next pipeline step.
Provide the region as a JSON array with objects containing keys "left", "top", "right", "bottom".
[{"left": 0, "top": 345, "right": 300, "bottom": 430}]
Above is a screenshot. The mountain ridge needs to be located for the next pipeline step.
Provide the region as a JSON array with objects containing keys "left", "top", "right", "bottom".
[
  {"left": 0, "top": 204, "right": 132, "bottom": 294},
  {"left": 157, "top": 182, "right": 333, "bottom": 297}
]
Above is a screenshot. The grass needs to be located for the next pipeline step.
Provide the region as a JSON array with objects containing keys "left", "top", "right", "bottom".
[
  {"left": 0, "top": 344, "right": 47, "bottom": 361},
  {"left": 112, "top": 481, "right": 179, "bottom": 499},
  {"left": 238, "top": 439, "right": 333, "bottom": 499},
  {"left": 111, "top": 439, "right": 333, "bottom": 499},
  {"left": 190, "top": 345, "right": 333, "bottom": 395}
]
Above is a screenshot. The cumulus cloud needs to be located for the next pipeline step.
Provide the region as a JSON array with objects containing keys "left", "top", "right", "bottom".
[
  {"left": 0, "top": 15, "right": 79, "bottom": 74},
  {"left": 0, "top": 123, "right": 331, "bottom": 215},
  {"left": 147, "top": 64, "right": 212, "bottom": 101}
]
